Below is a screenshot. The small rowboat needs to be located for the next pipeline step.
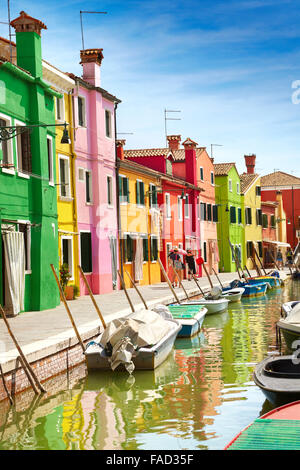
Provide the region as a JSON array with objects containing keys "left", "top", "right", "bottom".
[
  {"left": 253, "top": 354, "right": 300, "bottom": 406},
  {"left": 225, "top": 400, "right": 300, "bottom": 450},
  {"left": 167, "top": 304, "right": 207, "bottom": 337},
  {"left": 180, "top": 297, "right": 229, "bottom": 315},
  {"left": 277, "top": 301, "right": 300, "bottom": 351},
  {"left": 85, "top": 312, "right": 181, "bottom": 372},
  {"left": 247, "top": 276, "right": 282, "bottom": 289},
  {"left": 221, "top": 287, "right": 245, "bottom": 302}
]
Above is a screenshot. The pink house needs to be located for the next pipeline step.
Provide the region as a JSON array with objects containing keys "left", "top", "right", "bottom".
[{"left": 70, "top": 49, "right": 121, "bottom": 294}]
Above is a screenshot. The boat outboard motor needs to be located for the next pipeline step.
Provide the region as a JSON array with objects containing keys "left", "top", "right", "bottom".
[{"left": 207, "top": 286, "right": 222, "bottom": 300}]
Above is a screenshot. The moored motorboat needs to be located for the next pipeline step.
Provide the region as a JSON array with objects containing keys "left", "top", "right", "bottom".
[
  {"left": 277, "top": 301, "right": 300, "bottom": 351},
  {"left": 221, "top": 287, "right": 245, "bottom": 302},
  {"left": 253, "top": 354, "right": 300, "bottom": 406},
  {"left": 229, "top": 279, "right": 268, "bottom": 297},
  {"left": 85, "top": 310, "right": 182, "bottom": 372},
  {"left": 247, "top": 276, "right": 281, "bottom": 289},
  {"left": 225, "top": 400, "right": 300, "bottom": 450},
  {"left": 167, "top": 304, "right": 207, "bottom": 337}
]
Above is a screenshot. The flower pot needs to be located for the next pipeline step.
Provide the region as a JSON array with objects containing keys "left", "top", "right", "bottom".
[{"left": 65, "top": 285, "right": 74, "bottom": 300}]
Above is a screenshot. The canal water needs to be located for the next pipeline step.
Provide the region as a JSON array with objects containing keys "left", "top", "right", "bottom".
[{"left": 0, "top": 279, "right": 300, "bottom": 450}]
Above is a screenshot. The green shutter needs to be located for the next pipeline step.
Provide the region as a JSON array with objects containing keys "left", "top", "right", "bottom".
[
  {"left": 136, "top": 181, "right": 140, "bottom": 204},
  {"left": 140, "top": 182, "right": 145, "bottom": 205},
  {"left": 143, "top": 237, "right": 149, "bottom": 261}
]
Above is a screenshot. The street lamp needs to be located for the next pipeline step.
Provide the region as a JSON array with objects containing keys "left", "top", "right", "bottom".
[{"left": 0, "top": 122, "right": 71, "bottom": 144}]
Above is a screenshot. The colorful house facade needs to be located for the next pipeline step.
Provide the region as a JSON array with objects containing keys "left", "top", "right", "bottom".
[
  {"left": 116, "top": 141, "right": 161, "bottom": 287},
  {"left": 0, "top": 11, "right": 61, "bottom": 314},
  {"left": 69, "top": 49, "right": 121, "bottom": 295},
  {"left": 239, "top": 155, "right": 263, "bottom": 271},
  {"left": 261, "top": 171, "right": 300, "bottom": 251},
  {"left": 214, "top": 163, "right": 244, "bottom": 272},
  {"left": 168, "top": 135, "right": 219, "bottom": 275}
]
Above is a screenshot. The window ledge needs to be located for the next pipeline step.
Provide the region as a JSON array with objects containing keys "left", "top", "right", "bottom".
[
  {"left": 17, "top": 171, "right": 30, "bottom": 180},
  {"left": 2, "top": 167, "right": 15, "bottom": 175},
  {"left": 85, "top": 202, "right": 93, "bottom": 206},
  {"left": 59, "top": 196, "right": 73, "bottom": 202}
]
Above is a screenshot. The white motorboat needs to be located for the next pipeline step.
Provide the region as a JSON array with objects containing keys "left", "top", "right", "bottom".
[
  {"left": 180, "top": 297, "right": 229, "bottom": 315},
  {"left": 222, "top": 287, "right": 245, "bottom": 302}
]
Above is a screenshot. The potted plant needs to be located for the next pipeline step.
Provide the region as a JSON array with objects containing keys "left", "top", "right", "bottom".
[{"left": 59, "top": 263, "right": 72, "bottom": 300}]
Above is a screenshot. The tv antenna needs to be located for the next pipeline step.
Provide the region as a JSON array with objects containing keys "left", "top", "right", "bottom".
[
  {"left": 80, "top": 10, "right": 108, "bottom": 50},
  {"left": 164, "top": 109, "right": 181, "bottom": 146},
  {"left": 1, "top": 1, "right": 13, "bottom": 62}
]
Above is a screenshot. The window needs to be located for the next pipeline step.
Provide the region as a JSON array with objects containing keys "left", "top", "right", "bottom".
[
  {"left": 207, "top": 204, "right": 212, "bottom": 221},
  {"left": 166, "top": 159, "right": 172, "bottom": 175},
  {"left": 256, "top": 186, "right": 261, "bottom": 196},
  {"left": 165, "top": 193, "right": 171, "bottom": 218},
  {"left": 237, "top": 182, "right": 240, "bottom": 194},
  {"left": 0, "top": 115, "right": 13, "bottom": 169},
  {"left": 203, "top": 241, "right": 207, "bottom": 263},
  {"left": 136, "top": 180, "right": 145, "bottom": 206},
  {"left": 105, "top": 110, "right": 112, "bottom": 138},
  {"left": 143, "top": 236, "right": 149, "bottom": 262},
  {"left": 200, "top": 202, "right": 206, "bottom": 221},
  {"left": 256, "top": 208, "right": 262, "bottom": 226},
  {"left": 213, "top": 205, "right": 218, "bottom": 222},
  {"left": 80, "top": 232, "right": 92, "bottom": 273},
  {"left": 119, "top": 175, "right": 130, "bottom": 203},
  {"left": 229, "top": 179, "right": 232, "bottom": 192},
  {"left": 149, "top": 184, "right": 158, "bottom": 208},
  {"left": 78, "top": 96, "right": 86, "bottom": 127},
  {"left": 55, "top": 96, "right": 64, "bottom": 122},
  {"left": 78, "top": 168, "right": 85, "bottom": 182},
  {"left": 18, "top": 223, "right": 31, "bottom": 272},
  {"left": 47, "top": 136, "right": 54, "bottom": 184},
  {"left": 123, "top": 234, "right": 133, "bottom": 263},
  {"left": 107, "top": 175, "right": 113, "bottom": 206},
  {"left": 258, "top": 241, "right": 263, "bottom": 258},
  {"left": 200, "top": 167, "right": 204, "bottom": 181},
  {"left": 271, "top": 215, "right": 276, "bottom": 228},
  {"left": 262, "top": 213, "right": 268, "bottom": 228},
  {"left": 177, "top": 195, "right": 183, "bottom": 221},
  {"left": 59, "top": 156, "right": 70, "bottom": 197},
  {"left": 238, "top": 207, "right": 242, "bottom": 224},
  {"left": 230, "top": 206, "right": 236, "bottom": 223},
  {"left": 85, "top": 170, "right": 92, "bottom": 203},
  {"left": 245, "top": 207, "right": 252, "bottom": 225},
  {"left": 246, "top": 241, "right": 253, "bottom": 259},
  {"left": 211, "top": 171, "right": 214, "bottom": 185},
  {"left": 197, "top": 197, "right": 200, "bottom": 220},
  {"left": 166, "top": 242, "right": 172, "bottom": 259},
  {"left": 185, "top": 194, "right": 189, "bottom": 218},
  {"left": 150, "top": 236, "right": 158, "bottom": 261},
  {"left": 16, "top": 127, "right": 31, "bottom": 175},
  {"left": 62, "top": 237, "right": 73, "bottom": 278}
]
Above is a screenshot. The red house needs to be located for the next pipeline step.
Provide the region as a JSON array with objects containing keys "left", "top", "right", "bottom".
[{"left": 261, "top": 171, "right": 300, "bottom": 250}]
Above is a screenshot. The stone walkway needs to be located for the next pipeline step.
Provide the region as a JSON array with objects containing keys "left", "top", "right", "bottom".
[{"left": 0, "top": 269, "right": 284, "bottom": 372}]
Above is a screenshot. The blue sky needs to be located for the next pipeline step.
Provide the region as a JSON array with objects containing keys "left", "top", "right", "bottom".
[{"left": 1, "top": 0, "right": 300, "bottom": 175}]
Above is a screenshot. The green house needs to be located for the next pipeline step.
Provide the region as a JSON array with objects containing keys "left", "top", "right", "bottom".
[
  {"left": 214, "top": 163, "right": 244, "bottom": 272},
  {"left": 0, "top": 12, "right": 61, "bottom": 314}
]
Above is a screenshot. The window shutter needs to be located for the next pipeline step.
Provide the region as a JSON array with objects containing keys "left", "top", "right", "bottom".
[
  {"left": 80, "top": 232, "right": 92, "bottom": 273},
  {"left": 136, "top": 181, "right": 140, "bottom": 204},
  {"left": 230, "top": 206, "right": 236, "bottom": 223},
  {"left": 140, "top": 182, "right": 145, "bottom": 205},
  {"left": 21, "top": 131, "right": 32, "bottom": 173}
]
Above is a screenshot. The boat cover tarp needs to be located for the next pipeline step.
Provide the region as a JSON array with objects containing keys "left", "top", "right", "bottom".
[
  {"left": 100, "top": 310, "right": 175, "bottom": 374},
  {"left": 284, "top": 303, "right": 300, "bottom": 324}
]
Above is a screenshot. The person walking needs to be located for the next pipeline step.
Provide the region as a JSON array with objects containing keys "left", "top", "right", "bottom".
[
  {"left": 185, "top": 250, "right": 196, "bottom": 281},
  {"left": 276, "top": 249, "right": 283, "bottom": 269},
  {"left": 168, "top": 247, "right": 182, "bottom": 287},
  {"left": 287, "top": 248, "right": 293, "bottom": 266}
]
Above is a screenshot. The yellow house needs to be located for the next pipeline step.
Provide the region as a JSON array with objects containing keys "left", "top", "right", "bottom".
[
  {"left": 117, "top": 157, "right": 162, "bottom": 288},
  {"left": 240, "top": 172, "right": 263, "bottom": 271},
  {"left": 42, "top": 62, "right": 80, "bottom": 291}
]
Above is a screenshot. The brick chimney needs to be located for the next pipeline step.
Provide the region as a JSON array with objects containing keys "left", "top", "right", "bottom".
[
  {"left": 10, "top": 11, "right": 47, "bottom": 78},
  {"left": 167, "top": 135, "right": 181, "bottom": 151},
  {"left": 183, "top": 138, "right": 198, "bottom": 185},
  {"left": 244, "top": 154, "right": 256, "bottom": 174},
  {"left": 80, "top": 48, "right": 104, "bottom": 87},
  {"left": 116, "top": 139, "right": 126, "bottom": 160}
]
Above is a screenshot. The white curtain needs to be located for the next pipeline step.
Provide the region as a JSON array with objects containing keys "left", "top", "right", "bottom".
[
  {"left": 134, "top": 237, "right": 143, "bottom": 281},
  {"left": 3, "top": 231, "right": 25, "bottom": 315}
]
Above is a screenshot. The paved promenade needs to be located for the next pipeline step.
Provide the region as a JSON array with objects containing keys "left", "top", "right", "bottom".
[{"left": 0, "top": 269, "right": 271, "bottom": 371}]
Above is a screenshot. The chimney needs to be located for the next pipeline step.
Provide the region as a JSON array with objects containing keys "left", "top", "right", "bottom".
[
  {"left": 167, "top": 135, "right": 181, "bottom": 151},
  {"left": 244, "top": 154, "right": 256, "bottom": 174},
  {"left": 10, "top": 11, "right": 47, "bottom": 78},
  {"left": 183, "top": 137, "right": 198, "bottom": 185},
  {"left": 80, "top": 49, "right": 103, "bottom": 87},
  {"left": 116, "top": 139, "right": 126, "bottom": 161}
]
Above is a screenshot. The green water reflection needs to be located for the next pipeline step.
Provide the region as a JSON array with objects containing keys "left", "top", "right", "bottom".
[{"left": 1, "top": 280, "right": 300, "bottom": 450}]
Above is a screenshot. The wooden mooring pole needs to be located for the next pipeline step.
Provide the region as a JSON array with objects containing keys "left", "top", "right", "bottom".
[
  {"left": 78, "top": 265, "right": 107, "bottom": 329},
  {"left": 157, "top": 258, "right": 181, "bottom": 304},
  {"left": 117, "top": 270, "right": 135, "bottom": 313},
  {"left": 50, "top": 264, "right": 85, "bottom": 353},
  {"left": 124, "top": 270, "right": 148, "bottom": 309}
]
